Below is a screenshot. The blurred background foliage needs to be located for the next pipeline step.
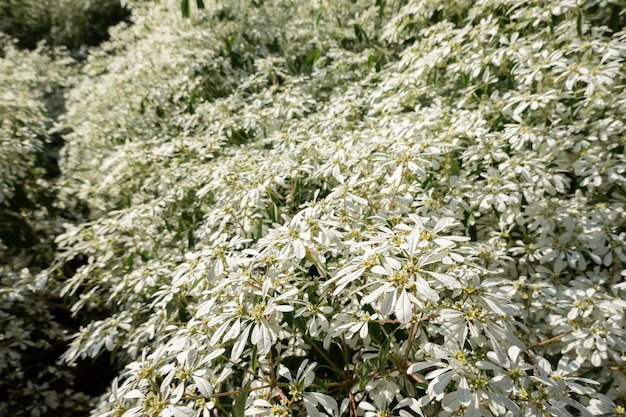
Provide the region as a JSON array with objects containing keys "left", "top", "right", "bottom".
[
  {"left": 0, "top": 2, "right": 130, "bottom": 416},
  {"left": 0, "top": 0, "right": 130, "bottom": 52}
]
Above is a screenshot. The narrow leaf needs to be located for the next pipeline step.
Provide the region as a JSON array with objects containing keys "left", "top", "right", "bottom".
[
  {"left": 395, "top": 289, "right": 413, "bottom": 324},
  {"left": 458, "top": 377, "right": 471, "bottom": 406},
  {"left": 234, "top": 383, "right": 251, "bottom": 417},
  {"left": 231, "top": 323, "right": 252, "bottom": 361},
  {"left": 181, "top": 0, "right": 190, "bottom": 18}
]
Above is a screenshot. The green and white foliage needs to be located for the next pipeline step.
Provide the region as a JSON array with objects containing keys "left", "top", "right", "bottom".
[
  {"left": 0, "top": 34, "right": 75, "bottom": 264},
  {"left": 0, "top": 266, "right": 92, "bottom": 417},
  {"left": 1, "top": 36, "right": 48, "bottom": 255},
  {"left": 50, "top": 0, "right": 626, "bottom": 416},
  {"left": 0, "top": 36, "right": 93, "bottom": 417}
]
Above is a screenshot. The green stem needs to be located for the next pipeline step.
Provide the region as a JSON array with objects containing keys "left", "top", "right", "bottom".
[{"left": 292, "top": 320, "right": 345, "bottom": 378}]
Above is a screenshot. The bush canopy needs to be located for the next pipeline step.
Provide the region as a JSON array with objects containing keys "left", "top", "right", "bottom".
[{"left": 1, "top": 0, "right": 625, "bottom": 416}]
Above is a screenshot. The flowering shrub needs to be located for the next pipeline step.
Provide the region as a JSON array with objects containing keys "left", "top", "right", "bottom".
[
  {"left": 4, "top": 0, "right": 626, "bottom": 416},
  {"left": 0, "top": 36, "right": 96, "bottom": 416}
]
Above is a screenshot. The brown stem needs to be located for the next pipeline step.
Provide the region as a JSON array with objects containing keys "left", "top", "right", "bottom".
[
  {"left": 409, "top": 373, "right": 425, "bottom": 384},
  {"left": 529, "top": 331, "right": 569, "bottom": 348},
  {"left": 387, "top": 167, "right": 406, "bottom": 211},
  {"left": 189, "top": 384, "right": 272, "bottom": 399},
  {"left": 268, "top": 350, "right": 289, "bottom": 403},
  {"left": 349, "top": 389, "right": 358, "bottom": 417},
  {"left": 220, "top": 354, "right": 263, "bottom": 380}
]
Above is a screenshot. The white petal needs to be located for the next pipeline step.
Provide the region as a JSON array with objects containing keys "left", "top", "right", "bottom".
[
  {"left": 457, "top": 377, "right": 471, "bottom": 407},
  {"left": 193, "top": 375, "right": 213, "bottom": 397},
  {"left": 395, "top": 289, "right": 413, "bottom": 324}
]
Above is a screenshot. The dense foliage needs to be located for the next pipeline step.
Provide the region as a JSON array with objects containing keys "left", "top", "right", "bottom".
[
  {"left": 0, "top": 35, "right": 94, "bottom": 416},
  {"left": 0, "top": 0, "right": 129, "bottom": 51},
  {"left": 2, "top": 0, "right": 626, "bottom": 416}
]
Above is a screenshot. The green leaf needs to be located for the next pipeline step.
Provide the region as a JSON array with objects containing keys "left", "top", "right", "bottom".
[
  {"left": 188, "top": 229, "right": 195, "bottom": 247},
  {"left": 306, "top": 49, "right": 320, "bottom": 64},
  {"left": 283, "top": 311, "right": 295, "bottom": 327},
  {"left": 368, "top": 320, "right": 382, "bottom": 344},
  {"left": 122, "top": 254, "right": 134, "bottom": 272},
  {"left": 376, "top": 0, "right": 386, "bottom": 20},
  {"left": 353, "top": 24, "right": 369, "bottom": 44},
  {"left": 313, "top": 377, "right": 328, "bottom": 391},
  {"left": 163, "top": 217, "right": 173, "bottom": 232},
  {"left": 251, "top": 345, "right": 258, "bottom": 373},
  {"left": 378, "top": 330, "right": 394, "bottom": 371},
  {"left": 181, "top": 0, "right": 190, "bottom": 18},
  {"left": 359, "top": 361, "right": 374, "bottom": 390},
  {"left": 234, "top": 383, "right": 251, "bottom": 417},
  {"left": 196, "top": 0, "right": 205, "bottom": 9},
  {"left": 110, "top": 348, "right": 118, "bottom": 364},
  {"left": 599, "top": 378, "right": 614, "bottom": 395},
  {"left": 577, "top": 10, "right": 583, "bottom": 37}
]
